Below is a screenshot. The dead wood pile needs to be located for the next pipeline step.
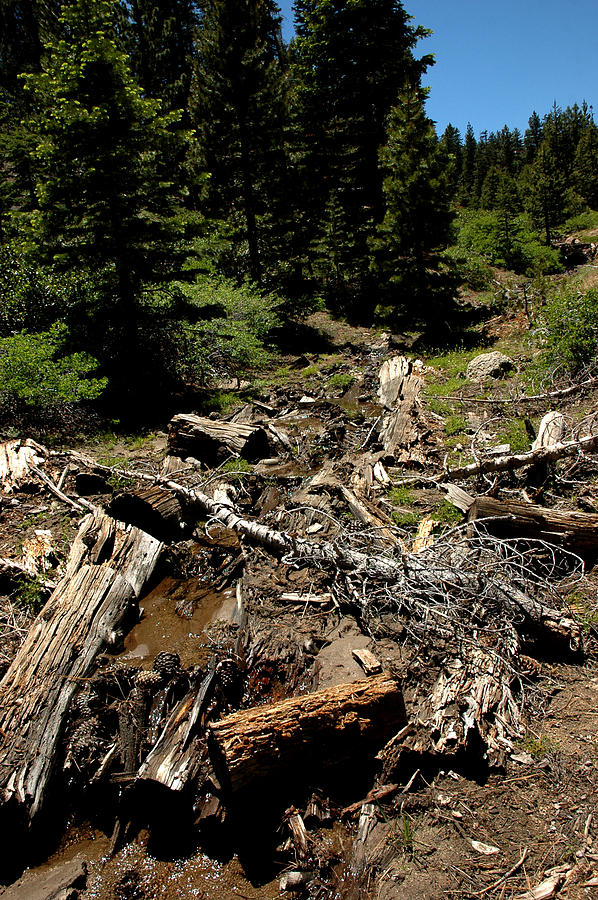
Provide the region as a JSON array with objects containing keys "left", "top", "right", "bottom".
[{"left": 0, "top": 352, "right": 596, "bottom": 887}]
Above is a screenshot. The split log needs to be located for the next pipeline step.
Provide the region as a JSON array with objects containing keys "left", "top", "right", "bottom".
[
  {"left": 468, "top": 496, "right": 598, "bottom": 556},
  {"left": 377, "top": 357, "right": 425, "bottom": 463},
  {"left": 108, "top": 483, "right": 187, "bottom": 539},
  {"left": 0, "top": 510, "right": 162, "bottom": 827},
  {"left": 208, "top": 673, "right": 406, "bottom": 793},
  {"left": 445, "top": 432, "right": 598, "bottom": 480},
  {"left": 168, "top": 413, "right": 271, "bottom": 464}
]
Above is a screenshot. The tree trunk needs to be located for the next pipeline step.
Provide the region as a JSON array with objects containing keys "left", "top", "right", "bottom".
[
  {"left": 208, "top": 673, "right": 405, "bottom": 793},
  {"left": 377, "top": 357, "right": 425, "bottom": 463}
]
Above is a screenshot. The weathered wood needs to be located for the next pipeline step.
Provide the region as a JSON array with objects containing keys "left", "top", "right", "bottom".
[
  {"left": 0, "top": 439, "right": 46, "bottom": 493},
  {"left": 168, "top": 413, "right": 271, "bottom": 463},
  {"left": 377, "top": 357, "right": 425, "bottom": 462},
  {"left": 0, "top": 510, "right": 162, "bottom": 826},
  {"left": 2, "top": 853, "right": 87, "bottom": 900},
  {"left": 446, "top": 432, "right": 598, "bottom": 480},
  {"left": 468, "top": 495, "right": 598, "bottom": 556},
  {"left": 108, "top": 483, "right": 187, "bottom": 539},
  {"left": 208, "top": 673, "right": 406, "bottom": 793}
]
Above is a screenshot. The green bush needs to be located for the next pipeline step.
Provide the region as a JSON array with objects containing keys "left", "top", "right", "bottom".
[
  {"left": 542, "top": 286, "right": 598, "bottom": 371},
  {"left": 151, "top": 275, "right": 280, "bottom": 385},
  {"left": 455, "top": 209, "right": 562, "bottom": 276},
  {"left": 0, "top": 323, "right": 107, "bottom": 406}
]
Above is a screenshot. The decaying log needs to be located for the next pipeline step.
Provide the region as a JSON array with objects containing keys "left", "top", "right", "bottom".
[
  {"left": 0, "top": 510, "right": 162, "bottom": 826},
  {"left": 378, "top": 356, "right": 425, "bottom": 462},
  {"left": 446, "top": 432, "right": 598, "bottom": 480},
  {"left": 108, "top": 483, "right": 187, "bottom": 539},
  {"left": 532, "top": 411, "right": 566, "bottom": 450},
  {"left": 168, "top": 413, "right": 271, "bottom": 464},
  {"left": 208, "top": 673, "right": 406, "bottom": 793},
  {"left": 0, "top": 439, "right": 46, "bottom": 493},
  {"left": 468, "top": 495, "right": 598, "bottom": 556}
]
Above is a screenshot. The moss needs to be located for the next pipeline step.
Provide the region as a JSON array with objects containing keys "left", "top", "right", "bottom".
[
  {"left": 444, "top": 414, "right": 469, "bottom": 436},
  {"left": 433, "top": 500, "right": 463, "bottom": 526}
]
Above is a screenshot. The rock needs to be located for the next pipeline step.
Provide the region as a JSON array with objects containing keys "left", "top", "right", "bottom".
[{"left": 466, "top": 351, "right": 514, "bottom": 381}]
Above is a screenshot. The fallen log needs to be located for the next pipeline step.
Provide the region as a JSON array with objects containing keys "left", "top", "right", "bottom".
[
  {"left": 0, "top": 439, "right": 46, "bottom": 493},
  {"left": 0, "top": 510, "right": 162, "bottom": 827},
  {"left": 445, "top": 432, "right": 598, "bottom": 480},
  {"left": 108, "top": 483, "right": 187, "bottom": 539},
  {"left": 168, "top": 413, "right": 271, "bottom": 464},
  {"left": 468, "top": 496, "right": 598, "bottom": 556},
  {"left": 208, "top": 673, "right": 406, "bottom": 793}
]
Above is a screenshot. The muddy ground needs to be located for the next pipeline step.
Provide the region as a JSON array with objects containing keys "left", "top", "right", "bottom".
[{"left": 1, "top": 305, "right": 598, "bottom": 900}]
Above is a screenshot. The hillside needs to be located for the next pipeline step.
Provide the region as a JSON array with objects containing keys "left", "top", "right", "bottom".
[{"left": 1, "top": 242, "right": 598, "bottom": 899}]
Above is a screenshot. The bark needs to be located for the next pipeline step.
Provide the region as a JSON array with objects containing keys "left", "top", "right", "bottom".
[
  {"left": 468, "top": 495, "right": 598, "bottom": 556},
  {"left": 0, "top": 510, "right": 162, "bottom": 826},
  {"left": 168, "top": 413, "right": 271, "bottom": 464},
  {"left": 108, "top": 483, "right": 187, "bottom": 539},
  {"left": 208, "top": 673, "right": 405, "bottom": 793}
]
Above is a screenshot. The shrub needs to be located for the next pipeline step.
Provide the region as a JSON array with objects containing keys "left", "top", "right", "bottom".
[
  {"left": 542, "top": 286, "right": 598, "bottom": 371},
  {"left": 150, "top": 276, "right": 280, "bottom": 385},
  {"left": 0, "top": 323, "right": 107, "bottom": 406}
]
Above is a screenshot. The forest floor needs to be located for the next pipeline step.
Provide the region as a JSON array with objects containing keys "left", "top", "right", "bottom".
[{"left": 1, "top": 264, "right": 598, "bottom": 900}]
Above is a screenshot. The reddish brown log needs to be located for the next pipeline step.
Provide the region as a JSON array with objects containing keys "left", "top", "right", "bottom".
[{"left": 208, "top": 674, "right": 406, "bottom": 792}]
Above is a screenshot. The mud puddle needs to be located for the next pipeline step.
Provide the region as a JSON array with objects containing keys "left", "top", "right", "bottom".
[{"left": 120, "top": 576, "right": 236, "bottom": 670}]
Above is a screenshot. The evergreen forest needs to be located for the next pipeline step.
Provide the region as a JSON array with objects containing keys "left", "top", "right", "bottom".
[{"left": 1, "top": 0, "right": 597, "bottom": 425}]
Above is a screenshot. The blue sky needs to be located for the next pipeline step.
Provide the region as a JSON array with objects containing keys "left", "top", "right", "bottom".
[{"left": 278, "top": 0, "right": 597, "bottom": 139}]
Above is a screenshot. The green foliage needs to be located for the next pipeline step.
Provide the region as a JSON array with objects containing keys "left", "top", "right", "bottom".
[
  {"left": 387, "top": 486, "right": 418, "bottom": 528},
  {"left": 517, "top": 733, "right": 556, "bottom": 760},
  {"left": 433, "top": 500, "right": 463, "bottom": 526},
  {"left": 542, "top": 286, "right": 598, "bottom": 371},
  {"left": 496, "top": 418, "right": 530, "bottom": 453},
  {"left": 327, "top": 372, "right": 354, "bottom": 390},
  {"left": 15, "top": 575, "right": 46, "bottom": 616},
  {"left": 444, "top": 414, "right": 468, "bottom": 436},
  {"left": 159, "top": 276, "right": 279, "bottom": 383},
  {"left": 441, "top": 246, "right": 493, "bottom": 291},
  {"left": 455, "top": 208, "right": 562, "bottom": 275},
  {"left": 0, "top": 323, "right": 107, "bottom": 406}
]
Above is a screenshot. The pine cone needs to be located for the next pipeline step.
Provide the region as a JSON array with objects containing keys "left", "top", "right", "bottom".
[
  {"left": 153, "top": 651, "right": 182, "bottom": 679},
  {"left": 134, "top": 669, "right": 164, "bottom": 691}
]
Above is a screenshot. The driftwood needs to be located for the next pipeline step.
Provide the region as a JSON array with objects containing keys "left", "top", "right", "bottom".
[
  {"left": 468, "top": 495, "right": 598, "bottom": 556},
  {"left": 446, "top": 432, "right": 598, "bottom": 480},
  {"left": 168, "top": 413, "right": 271, "bottom": 464},
  {"left": 378, "top": 357, "right": 425, "bottom": 462},
  {"left": 0, "top": 510, "right": 162, "bottom": 826},
  {"left": 208, "top": 673, "right": 406, "bottom": 792}
]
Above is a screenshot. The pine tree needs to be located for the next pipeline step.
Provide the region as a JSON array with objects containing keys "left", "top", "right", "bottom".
[
  {"left": 573, "top": 119, "right": 598, "bottom": 209},
  {"left": 190, "top": 0, "right": 288, "bottom": 284},
  {"left": 458, "top": 123, "right": 477, "bottom": 206},
  {"left": 129, "top": 0, "right": 198, "bottom": 116},
  {"left": 524, "top": 111, "right": 543, "bottom": 163},
  {"left": 373, "top": 83, "right": 454, "bottom": 319},
  {"left": 440, "top": 123, "right": 462, "bottom": 198},
  {"left": 520, "top": 144, "right": 566, "bottom": 245},
  {"left": 24, "top": 0, "right": 190, "bottom": 393},
  {"left": 289, "top": 0, "right": 431, "bottom": 310}
]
